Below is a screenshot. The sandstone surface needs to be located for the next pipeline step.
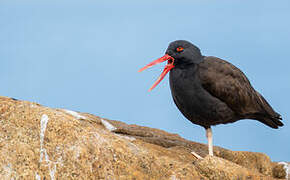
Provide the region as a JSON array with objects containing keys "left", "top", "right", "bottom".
[{"left": 0, "top": 96, "right": 287, "bottom": 179}]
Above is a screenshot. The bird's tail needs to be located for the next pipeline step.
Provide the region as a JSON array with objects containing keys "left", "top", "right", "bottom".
[
  {"left": 258, "top": 113, "right": 283, "bottom": 129},
  {"left": 255, "top": 91, "right": 283, "bottom": 129}
]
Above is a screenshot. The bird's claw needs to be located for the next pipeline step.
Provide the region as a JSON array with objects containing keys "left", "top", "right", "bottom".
[{"left": 191, "top": 151, "right": 203, "bottom": 159}]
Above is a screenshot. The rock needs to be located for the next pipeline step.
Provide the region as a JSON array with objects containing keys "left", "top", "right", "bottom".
[
  {"left": 272, "top": 163, "right": 287, "bottom": 179},
  {"left": 194, "top": 156, "right": 265, "bottom": 180},
  {"left": 0, "top": 96, "right": 286, "bottom": 179}
]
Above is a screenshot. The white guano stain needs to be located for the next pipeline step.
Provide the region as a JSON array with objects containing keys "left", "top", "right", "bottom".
[
  {"left": 49, "top": 163, "right": 57, "bottom": 180},
  {"left": 69, "top": 145, "right": 81, "bottom": 159},
  {"left": 279, "top": 162, "right": 290, "bottom": 179},
  {"left": 115, "top": 134, "right": 136, "bottom": 141},
  {"left": 170, "top": 174, "right": 180, "bottom": 180},
  {"left": 35, "top": 172, "right": 41, "bottom": 180},
  {"left": 63, "top": 109, "right": 86, "bottom": 120},
  {"left": 101, "top": 119, "right": 117, "bottom": 131},
  {"left": 2, "top": 163, "right": 13, "bottom": 179},
  {"left": 91, "top": 132, "right": 107, "bottom": 146},
  {"left": 40, "top": 114, "right": 49, "bottom": 163},
  {"left": 39, "top": 114, "right": 57, "bottom": 180}
]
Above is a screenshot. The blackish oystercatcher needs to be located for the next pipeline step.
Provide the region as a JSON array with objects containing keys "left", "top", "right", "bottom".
[{"left": 139, "top": 40, "right": 283, "bottom": 158}]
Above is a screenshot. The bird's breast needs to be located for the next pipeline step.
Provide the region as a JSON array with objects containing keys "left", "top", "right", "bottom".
[
  {"left": 169, "top": 67, "right": 208, "bottom": 119},
  {"left": 169, "top": 66, "right": 235, "bottom": 127}
]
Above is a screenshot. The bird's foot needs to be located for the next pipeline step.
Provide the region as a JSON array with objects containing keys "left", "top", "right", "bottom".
[{"left": 191, "top": 151, "right": 203, "bottom": 159}]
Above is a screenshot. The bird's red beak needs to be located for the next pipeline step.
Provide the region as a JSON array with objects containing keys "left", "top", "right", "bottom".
[{"left": 139, "top": 54, "right": 175, "bottom": 91}]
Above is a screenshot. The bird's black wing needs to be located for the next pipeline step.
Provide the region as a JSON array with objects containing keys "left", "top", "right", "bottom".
[{"left": 198, "top": 56, "right": 283, "bottom": 128}]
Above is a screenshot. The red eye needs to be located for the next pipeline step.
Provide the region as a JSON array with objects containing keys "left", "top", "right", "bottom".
[{"left": 176, "top": 47, "right": 184, "bottom": 52}]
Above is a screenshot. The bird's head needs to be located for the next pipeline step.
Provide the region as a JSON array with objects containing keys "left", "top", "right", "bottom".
[
  {"left": 139, "top": 40, "right": 203, "bottom": 91},
  {"left": 166, "top": 40, "right": 203, "bottom": 66}
]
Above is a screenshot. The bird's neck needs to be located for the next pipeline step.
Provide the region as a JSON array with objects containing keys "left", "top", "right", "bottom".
[
  {"left": 174, "top": 62, "right": 196, "bottom": 69},
  {"left": 174, "top": 56, "right": 204, "bottom": 69},
  {"left": 170, "top": 63, "right": 198, "bottom": 80}
]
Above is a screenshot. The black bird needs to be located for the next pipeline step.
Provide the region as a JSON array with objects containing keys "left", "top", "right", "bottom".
[{"left": 139, "top": 40, "right": 283, "bottom": 157}]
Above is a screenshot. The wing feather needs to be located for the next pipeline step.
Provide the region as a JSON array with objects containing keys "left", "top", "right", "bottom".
[{"left": 198, "top": 56, "right": 273, "bottom": 117}]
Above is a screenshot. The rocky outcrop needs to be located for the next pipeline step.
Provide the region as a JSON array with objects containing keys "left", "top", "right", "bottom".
[{"left": 0, "top": 96, "right": 287, "bottom": 179}]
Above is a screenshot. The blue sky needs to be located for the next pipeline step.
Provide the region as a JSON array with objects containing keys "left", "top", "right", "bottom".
[{"left": 1, "top": 0, "right": 289, "bottom": 161}]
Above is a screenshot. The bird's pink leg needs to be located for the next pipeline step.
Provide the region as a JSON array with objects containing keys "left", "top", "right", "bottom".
[
  {"left": 191, "top": 127, "right": 213, "bottom": 159},
  {"left": 206, "top": 127, "right": 213, "bottom": 156}
]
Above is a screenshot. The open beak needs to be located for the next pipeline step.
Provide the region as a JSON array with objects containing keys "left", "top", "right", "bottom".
[{"left": 139, "top": 54, "right": 175, "bottom": 91}]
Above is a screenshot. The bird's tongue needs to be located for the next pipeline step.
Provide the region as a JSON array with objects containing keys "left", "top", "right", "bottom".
[{"left": 139, "top": 54, "right": 175, "bottom": 91}]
